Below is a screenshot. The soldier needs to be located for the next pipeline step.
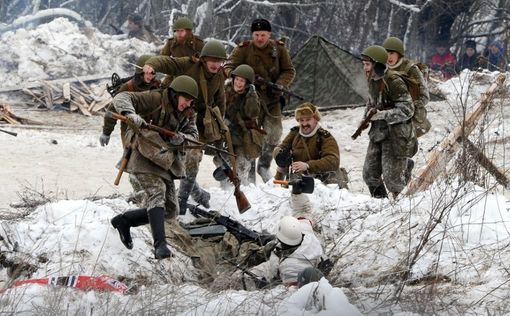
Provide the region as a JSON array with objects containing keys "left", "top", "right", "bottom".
[
  {"left": 383, "top": 37, "right": 430, "bottom": 182},
  {"left": 245, "top": 216, "right": 323, "bottom": 289},
  {"left": 272, "top": 102, "right": 341, "bottom": 215},
  {"left": 126, "top": 14, "right": 160, "bottom": 44},
  {"left": 110, "top": 75, "right": 199, "bottom": 259},
  {"left": 99, "top": 55, "right": 161, "bottom": 148},
  {"left": 224, "top": 64, "right": 264, "bottom": 185},
  {"left": 142, "top": 40, "right": 228, "bottom": 214},
  {"left": 160, "top": 17, "right": 205, "bottom": 87},
  {"left": 360, "top": 45, "right": 417, "bottom": 199},
  {"left": 224, "top": 18, "right": 296, "bottom": 183}
]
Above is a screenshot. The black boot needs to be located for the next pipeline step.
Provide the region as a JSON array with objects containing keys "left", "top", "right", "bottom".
[
  {"left": 257, "top": 144, "right": 276, "bottom": 183},
  {"left": 187, "top": 176, "right": 210, "bottom": 208},
  {"left": 111, "top": 208, "right": 148, "bottom": 250},
  {"left": 369, "top": 185, "right": 388, "bottom": 199},
  {"left": 147, "top": 207, "right": 172, "bottom": 259}
]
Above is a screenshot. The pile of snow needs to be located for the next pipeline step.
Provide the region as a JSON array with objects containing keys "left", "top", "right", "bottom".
[
  {"left": 0, "top": 18, "right": 158, "bottom": 89},
  {"left": 0, "top": 178, "right": 509, "bottom": 314}
]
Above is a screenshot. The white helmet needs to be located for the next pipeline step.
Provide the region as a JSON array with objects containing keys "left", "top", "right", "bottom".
[{"left": 276, "top": 216, "right": 303, "bottom": 246}]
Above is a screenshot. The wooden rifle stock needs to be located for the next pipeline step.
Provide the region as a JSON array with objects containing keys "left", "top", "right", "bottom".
[
  {"left": 351, "top": 108, "right": 377, "bottom": 140},
  {"left": 114, "top": 147, "right": 131, "bottom": 185},
  {"left": 218, "top": 154, "right": 251, "bottom": 214}
]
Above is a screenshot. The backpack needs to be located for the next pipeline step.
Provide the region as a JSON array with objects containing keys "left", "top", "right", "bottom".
[{"left": 398, "top": 61, "right": 431, "bottom": 137}]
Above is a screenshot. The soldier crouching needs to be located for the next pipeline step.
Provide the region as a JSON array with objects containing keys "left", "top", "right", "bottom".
[
  {"left": 273, "top": 102, "right": 345, "bottom": 216},
  {"left": 110, "top": 75, "right": 199, "bottom": 259}
]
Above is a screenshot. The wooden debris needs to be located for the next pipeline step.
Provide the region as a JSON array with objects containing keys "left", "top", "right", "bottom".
[
  {"left": 0, "top": 104, "right": 43, "bottom": 125},
  {"left": 17, "top": 75, "right": 112, "bottom": 116},
  {"left": 405, "top": 74, "right": 506, "bottom": 195}
]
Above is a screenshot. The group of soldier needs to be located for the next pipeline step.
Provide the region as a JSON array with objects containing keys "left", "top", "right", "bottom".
[{"left": 103, "top": 16, "right": 430, "bottom": 289}]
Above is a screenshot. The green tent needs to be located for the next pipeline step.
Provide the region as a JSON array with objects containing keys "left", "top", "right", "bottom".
[{"left": 288, "top": 35, "right": 367, "bottom": 110}]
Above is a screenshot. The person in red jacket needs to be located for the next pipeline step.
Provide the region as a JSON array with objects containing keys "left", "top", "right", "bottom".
[{"left": 430, "top": 41, "right": 457, "bottom": 80}]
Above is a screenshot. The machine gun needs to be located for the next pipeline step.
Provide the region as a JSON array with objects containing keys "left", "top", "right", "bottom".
[
  {"left": 106, "top": 73, "right": 133, "bottom": 97},
  {"left": 188, "top": 204, "right": 273, "bottom": 246},
  {"left": 212, "top": 153, "right": 251, "bottom": 214}
]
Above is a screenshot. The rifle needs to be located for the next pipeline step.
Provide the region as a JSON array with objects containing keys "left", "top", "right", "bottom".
[
  {"left": 351, "top": 107, "right": 377, "bottom": 140},
  {"left": 188, "top": 204, "right": 273, "bottom": 245},
  {"left": 254, "top": 75, "right": 304, "bottom": 101},
  {"left": 109, "top": 23, "right": 124, "bottom": 35},
  {"left": 215, "top": 153, "right": 251, "bottom": 214},
  {"left": 105, "top": 111, "right": 233, "bottom": 157},
  {"left": 0, "top": 128, "right": 17, "bottom": 137}
]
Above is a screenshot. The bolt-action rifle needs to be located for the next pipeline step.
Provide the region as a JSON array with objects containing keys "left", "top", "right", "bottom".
[
  {"left": 106, "top": 111, "right": 234, "bottom": 186},
  {"left": 351, "top": 107, "right": 377, "bottom": 140},
  {"left": 254, "top": 75, "right": 304, "bottom": 101},
  {"left": 213, "top": 153, "right": 251, "bottom": 214}
]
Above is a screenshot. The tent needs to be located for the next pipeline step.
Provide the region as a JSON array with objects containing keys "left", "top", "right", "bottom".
[{"left": 287, "top": 36, "right": 367, "bottom": 110}]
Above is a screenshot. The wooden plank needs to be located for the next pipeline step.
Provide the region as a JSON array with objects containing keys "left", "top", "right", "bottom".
[
  {"left": 404, "top": 74, "right": 506, "bottom": 195},
  {"left": 77, "top": 96, "right": 92, "bottom": 116},
  {"left": 463, "top": 137, "right": 509, "bottom": 188},
  {"left": 62, "top": 82, "right": 71, "bottom": 102}
]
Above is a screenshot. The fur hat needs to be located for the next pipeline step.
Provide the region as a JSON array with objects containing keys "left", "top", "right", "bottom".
[
  {"left": 295, "top": 102, "right": 321, "bottom": 121},
  {"left": 251, "top": 19, "right": 271, "bottom": 33}
]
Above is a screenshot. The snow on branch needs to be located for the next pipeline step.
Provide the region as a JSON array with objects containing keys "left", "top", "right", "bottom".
[
  {"left": 0, "top": 8, "right": 87, "bottom": 34},
  {"left": 241, "top": 0, "right": 336, "bottom": 8},
  {"left": 388, "top": 0, "right": 422, "bottom": 13}
]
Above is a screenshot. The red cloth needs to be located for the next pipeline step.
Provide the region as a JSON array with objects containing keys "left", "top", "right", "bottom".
[{"left": 8, "top": 275, "right": 129, "bottom": 293}]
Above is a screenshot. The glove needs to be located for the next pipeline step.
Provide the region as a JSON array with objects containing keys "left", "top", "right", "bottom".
[
  {"left": 247, "top": 84, "right": 257, "bottom": 95},
  {"left": 126, "top": 113, "right": 145, "bottom": 128},
  {"left": 99, "top": 133, "right": 110, "bottom": 146},
  {"left": 272, "top": 84, "right": 284, "bottom": 97},
  {"left": 167, "top": 132, "right": 185, "bottom": 146}
]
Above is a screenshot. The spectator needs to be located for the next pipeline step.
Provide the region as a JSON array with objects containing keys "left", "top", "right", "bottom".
[
  {"left": 479, "top": 40, "right": 508, "bottom": 72},
  {"left": 457, "top": 40, "right": 480, "bottom": 72},
  {"left": 430, "top": 41, "right": 457, "bottom": 80}
]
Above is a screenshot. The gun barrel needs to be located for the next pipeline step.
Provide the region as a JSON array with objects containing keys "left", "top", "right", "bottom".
[{"left": 0, "top": 128, "right": 17, "bottom": 137}]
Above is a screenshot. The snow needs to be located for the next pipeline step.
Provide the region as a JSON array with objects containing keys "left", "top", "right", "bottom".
[{"left": 0, "top": 17, "right": 510, "bottom": 315}]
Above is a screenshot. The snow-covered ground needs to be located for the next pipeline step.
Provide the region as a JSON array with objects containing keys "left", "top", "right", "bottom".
[{"left": 1, "top": 18, "right": 510, "bottom": 315}]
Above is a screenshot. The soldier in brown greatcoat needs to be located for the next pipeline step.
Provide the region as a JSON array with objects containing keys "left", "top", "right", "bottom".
[
  {"left": 224, "top": 64, "right": 264, "bottom": 185},
  {"left": 273, "top": 103, "right": 341, "bottom": 216},
  {"left": 224, "top": 18, "right": 296, "bottom": 184},
  {"left": 110, "top": 75, "right": 199, "bottom": 259},
  {"left": 160, "top": 17, "right": 205, "bottom": 87},
  {"left": 142, "top": 40, "right": 228, "bottom": 214}
]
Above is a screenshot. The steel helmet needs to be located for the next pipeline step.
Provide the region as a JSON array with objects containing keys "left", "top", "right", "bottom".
[
  {"left": 361, "top": 45, "right": 388, "bottom": 64},
  {"left": 173, "top": 17, "right": 193, "bottom": 30},
  {"left": 382, "top": 37, "right": 405, "bottom": 56},
  {"left": 169, "top": 75, "right": 199, "bottom": 99},
  {"left": 200, "top": 39, "right": 227, "bottom": 59},
  {"left": 231, "top": 64, "right": 255, "bottom": 83},
  {"left": 135, "top": 55, "right": 153, "bottom": 74},
  {"left": 276, "top": 216, "right": 303, "bottom": 246}
]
